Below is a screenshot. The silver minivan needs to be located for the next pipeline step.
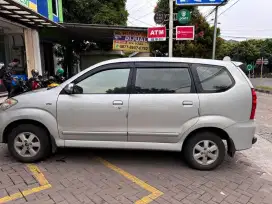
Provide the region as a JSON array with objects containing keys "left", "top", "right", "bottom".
[{"left": 0, "top": 58, "right": 257, "bottom": 170}]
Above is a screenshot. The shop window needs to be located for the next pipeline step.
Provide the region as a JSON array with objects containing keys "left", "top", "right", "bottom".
[{"left": 52, "top": 0, "right": 58, "bottom": 16}]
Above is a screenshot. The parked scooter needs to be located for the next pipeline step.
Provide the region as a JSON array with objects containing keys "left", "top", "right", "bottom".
[
  {"left": 28, "top": 69, "right": 42, "bottom": 90},
  {"left": 46, "top": 68, "right": 65, "bottom": 88},
  {"left": 9, "top": 77, "right": 30, "bottom": 97}
]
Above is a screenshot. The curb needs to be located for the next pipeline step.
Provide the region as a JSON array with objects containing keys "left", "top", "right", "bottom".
[{"left": 255, "top": 89, "right": 272, "bottom": 94}]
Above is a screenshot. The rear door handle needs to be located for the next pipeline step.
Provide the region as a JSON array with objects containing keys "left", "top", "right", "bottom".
[
  {"left": 182, "top": 101, "right": 193, "bottom": 106},
  {"left": 113, "top": 100, "right": 123, "bottom": 106}
]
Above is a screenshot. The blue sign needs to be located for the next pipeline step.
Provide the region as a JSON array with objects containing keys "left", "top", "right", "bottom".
[{"left": 176, "top": 0, "right": 226, "bottom": 6}]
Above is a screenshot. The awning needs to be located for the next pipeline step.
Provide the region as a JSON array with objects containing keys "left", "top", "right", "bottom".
[
  {"left": 0, "top": 0, "right": 62, "bottom": 28},
  {"left": 40, "top": 23, "right": 148, "bottom": 44}
]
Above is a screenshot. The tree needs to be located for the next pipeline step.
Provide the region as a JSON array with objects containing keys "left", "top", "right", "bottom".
[
  {"left": 151, "top": 0, "right": 221, "bottom": 58},
  {"left": 58, "top": 0, "right": 128, "bottom": 77},
  {"left": 63, "top": 0, "right": 128, "bottom": 25},
  {"left": 216, "top": 39, "right": 272, "bottom": 76},
  {"left": 216, "top": 40, "right": 236, "bottom": 60}
]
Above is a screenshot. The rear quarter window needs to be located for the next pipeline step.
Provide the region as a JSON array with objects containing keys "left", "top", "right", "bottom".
[{"left": 192, "top": 64, "right": 235, "bottom": 93}]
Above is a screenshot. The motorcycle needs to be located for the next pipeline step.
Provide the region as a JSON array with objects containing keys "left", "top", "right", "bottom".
[{"left": 9, "top": 77, "right": 30, "bottom": 97}]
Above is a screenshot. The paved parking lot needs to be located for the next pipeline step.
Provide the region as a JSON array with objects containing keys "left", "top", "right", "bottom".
[{"left": 0, "top": 93, "right": 272, "bottom": 204}]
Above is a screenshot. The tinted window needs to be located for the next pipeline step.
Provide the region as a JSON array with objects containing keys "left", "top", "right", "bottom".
[
  {"left": 135, "top": 68, "right": 192, "bottom": 94},
  {"left": 195, "top": 65, "right": 234, "bottom": 93},
  {"left": 76, "top": 69, "right": 130, "bottom": 94}
]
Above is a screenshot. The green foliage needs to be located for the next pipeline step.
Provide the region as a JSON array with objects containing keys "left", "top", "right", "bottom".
[
  {"left": 151, "top": 0, "right": 221, "bottom": 58},
  {"left": 63, "top": 0, "right": 128, "bottom": 25},
  {"left": 217, "top": 39, "right": 272, "bottom": 75},
  {"left": 217, "top": 39, "right": 272, "bottom": 64}
]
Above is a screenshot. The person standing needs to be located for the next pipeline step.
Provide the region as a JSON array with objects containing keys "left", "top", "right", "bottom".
[{"left": 3, "top": 59, "right": 20, "bottom": 97}]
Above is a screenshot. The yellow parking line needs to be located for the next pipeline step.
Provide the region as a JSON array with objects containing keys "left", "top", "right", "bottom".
[
  {"left": 0, "top": 165, "right": 52, "bottom": 203},
  {"left": 27, "top": 164, "right": 50, "bottom": 186},
  {"left": 96, "top": 157, "right": 164, "bottom": 204},
  {"left": 0, "top": 184, "right": 51, "bottom": 203}
]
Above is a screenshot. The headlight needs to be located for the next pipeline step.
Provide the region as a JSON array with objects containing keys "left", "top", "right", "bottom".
[{"left": 0, "top": 98, "right": 18, "bottom": 111}]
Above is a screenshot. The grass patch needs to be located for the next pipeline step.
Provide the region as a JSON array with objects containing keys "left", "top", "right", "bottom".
[{"left": 256, "top": 86, "right": 272, "bottom": 91}]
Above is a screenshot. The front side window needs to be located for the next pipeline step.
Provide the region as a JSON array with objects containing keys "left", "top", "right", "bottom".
[
  {"left": 135, "top": 68, "right": 192, "bottom": 94},
  {"left": 195, "top": 65, "right": 234, "bottom": 93},
  {"left": 76, "top": 69, "right": 130, "bottom": 94}
]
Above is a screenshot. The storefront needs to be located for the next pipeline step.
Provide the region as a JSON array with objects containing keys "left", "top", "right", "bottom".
[{"left": 0, "top": 0, "right": 63, "bottom": 78}]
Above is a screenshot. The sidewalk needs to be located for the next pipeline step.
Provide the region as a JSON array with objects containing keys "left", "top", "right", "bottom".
[
  {"left": 242, "top": 134, "right": 272, "bottom": 179},
  {"left": 0, "top": 96, "right": 7, "bottom": 103},
  {"left": 0, "top": 92, "right": 7, "bottom": 97}
]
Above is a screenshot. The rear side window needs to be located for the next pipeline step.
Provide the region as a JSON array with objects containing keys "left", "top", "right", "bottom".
[
  {"left": 194, "top": 65, "right": 234, "bottom": 93},
  {"left": 134, "top": 68, "right": 193, "bottom": 94}
]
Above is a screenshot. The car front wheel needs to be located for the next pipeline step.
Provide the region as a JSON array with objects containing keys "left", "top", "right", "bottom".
[{"left": 8, "top": 124, "right": 51, "bottom": 163}]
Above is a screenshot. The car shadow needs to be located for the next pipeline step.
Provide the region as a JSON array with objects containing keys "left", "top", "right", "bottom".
[{"left": 46, "top": 147, "right": 251, "bottom": 173}]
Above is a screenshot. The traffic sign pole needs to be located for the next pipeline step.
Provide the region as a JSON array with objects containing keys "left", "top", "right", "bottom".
[
  {"left": 261, "top": 57, "right": 264, "bottom": 79},
  {"left": 169, "top": 0, "right": 174, "bottom": 57},
  {"left": 212, "top": 6, "right": 218, "bottom": 59}
]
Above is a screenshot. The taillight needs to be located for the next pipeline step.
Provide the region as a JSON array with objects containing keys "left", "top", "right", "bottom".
[{"left": 250, "top": 88, "right": 257, "bottom": 120}]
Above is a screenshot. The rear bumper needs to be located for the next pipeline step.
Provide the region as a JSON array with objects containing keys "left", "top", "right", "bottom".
[{"left": 224, "top": 121, "right": 256, "bottom": 151}]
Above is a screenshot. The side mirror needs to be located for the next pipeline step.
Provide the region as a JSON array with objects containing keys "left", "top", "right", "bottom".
[{"left": 64, "top": 83, "right": 83, "bottom": 94}]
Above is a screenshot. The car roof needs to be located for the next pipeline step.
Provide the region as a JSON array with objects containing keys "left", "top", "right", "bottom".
[{"left": 96, "top": 57, "right": 234, "bottom": 67}]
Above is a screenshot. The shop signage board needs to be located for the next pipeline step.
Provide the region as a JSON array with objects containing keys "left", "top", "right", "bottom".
[
  {"left": 148, "top": 27, "right": 167, "bottom": 42},
  {"left": 113, "top": 31, "right": 150, "bottom": 53},
  {"left": 16, "top": 0, "right": 29, "bottom": 7},
  {"left": 176, "top": 0, "right": 226, "bottom": 6},
  {"left": 177, "top": 9, "right": 191, "bottom": 24},
  {"left": 14, "top": 0, "right": 38, "bottom": 12},
  {"left": 176, "top": 26, "right": 195, "bottom": 40},
  {"left": 154, "top": 12, "right": 165, "bottom": 24}
]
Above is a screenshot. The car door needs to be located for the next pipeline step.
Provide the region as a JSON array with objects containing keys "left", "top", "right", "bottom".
[
  {"left": 57, "top": 62, "right": 132, "bottom": 142},
  {"left": 128, "top": 62, "right": 199, "bottom": 143}
]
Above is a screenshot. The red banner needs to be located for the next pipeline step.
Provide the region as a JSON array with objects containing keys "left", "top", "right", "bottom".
[
  {"left": 176, "top": 26, "right": 195, "bottom": 40},
  {"left": 148, "top": 27, "right": 167, "bottom": 42}
]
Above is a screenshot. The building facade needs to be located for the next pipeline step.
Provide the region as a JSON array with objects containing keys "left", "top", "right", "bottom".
[{"left": 0, "top": 0, "right": 63, "bottom": 94}]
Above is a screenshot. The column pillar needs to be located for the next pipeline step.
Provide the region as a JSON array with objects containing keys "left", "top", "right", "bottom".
[{"left": 24, "top": 28, "right": 42, "bottom": 78}]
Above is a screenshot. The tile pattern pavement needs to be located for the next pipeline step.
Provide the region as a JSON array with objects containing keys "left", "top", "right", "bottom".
[{"left": 0, "top": 146, "right": 272, "bottom": 204}]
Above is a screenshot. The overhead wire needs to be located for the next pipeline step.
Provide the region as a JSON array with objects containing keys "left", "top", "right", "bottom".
[
  {"left": 127, "top": 0, "right": 156, "bottom": 26},
  {"left": 128, "top": 16, "right": 154, "bottom": 27},
  {"left": 218, "top": 0, "right": 242, "bottom": 17},
  {"left": 220, "top": 35, "right": 272, "bottom": 39}
]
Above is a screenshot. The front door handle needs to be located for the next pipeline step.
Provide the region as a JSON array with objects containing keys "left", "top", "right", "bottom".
[
  {"left": 182, "top": 101, "right": 193, "bottom": 106},
  {"left": 113, "top": 100, "right": 123, "bottom": 106}
]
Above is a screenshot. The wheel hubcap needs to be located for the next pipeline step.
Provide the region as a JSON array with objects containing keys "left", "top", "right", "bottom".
[
  {"left": 193, "top": 140, "right": 219, "bottom": 166},
  {"left": 14, "top": 132, "right": 40, "bottom": 158}
]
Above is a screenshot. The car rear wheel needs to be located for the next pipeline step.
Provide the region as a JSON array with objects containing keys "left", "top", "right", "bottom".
[
  {"left": 8, "top": 124, "right": 51, "bottom": 163},
  {"left": 183, "top": 131, "right": 225, "bottom": 170}
]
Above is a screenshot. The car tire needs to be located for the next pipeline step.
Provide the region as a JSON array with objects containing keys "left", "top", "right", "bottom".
[
  {"left": 8, "top": 124, "right": 51, "bottom": 163},
  {"left": 183, "top": 131, "right": 225, "bottom": 170}
]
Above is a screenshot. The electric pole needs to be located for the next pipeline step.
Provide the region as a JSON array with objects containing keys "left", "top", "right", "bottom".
[
  {"left": 212, "top": 6, "right": 218, "bottom": 59},
  {"left": 261, "top": 57, "right": 264, "bottom": 79},
  {"left": 169, "top": 0, "right": 174, "bottom": 57}
]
